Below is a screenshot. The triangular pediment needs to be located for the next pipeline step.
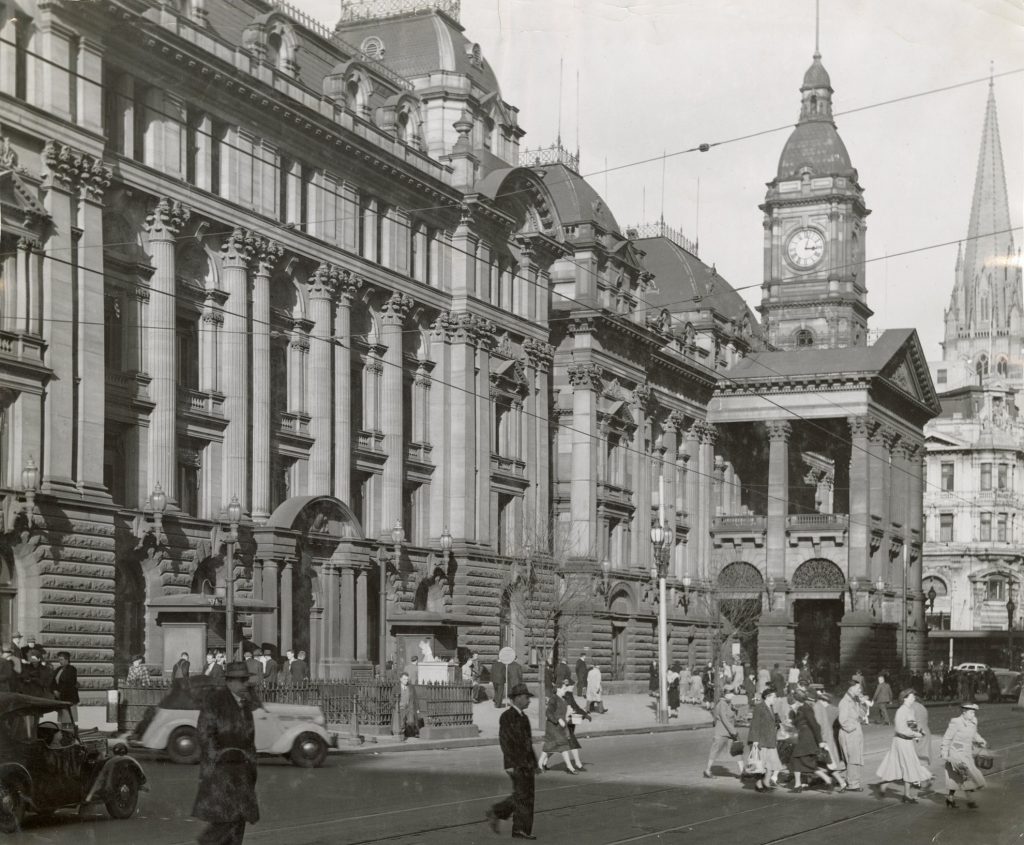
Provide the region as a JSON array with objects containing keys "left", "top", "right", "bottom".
[
  {"left": 878, "top": 330, "right": 941, "bottom": 416},
  {"left": 0, "top": 167, "right": 49, "bottom": 227}
]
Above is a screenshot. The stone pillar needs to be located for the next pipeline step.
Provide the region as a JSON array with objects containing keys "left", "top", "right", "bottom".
[
  {"left": 524, "top": 340, "right": 554, "bottom": 535},
  {"left": 280, "top": 560, "right": 293, "bottom": 654},
  {"left": 220, "top": 229, "right": 253, "bottom": 511},
  {"left": 379, "top": 292, "right": 412, "bottom": 536},
  {"left": 319, "top": 564, "right": 341, "bottom": 679},
  {"left": 684, "top": 425, "right": 701, "bottom": 576},
  {"left": 143, "top": 198, "right": 191, "bottom": 502},
  {"left": 334, "top": 271, "right": 361, "bottom": 504},
  {"left": 847, "top": 416, "right": 875, "bottom": 581},
  {"left": 476, "top": 325, "right": 495, "bottom": 542},
  {"left": 250, "top": 239, "right": 283, "bottom": 521},
  {"left": 568, "top": 363, "right": 602, "bottom": 559},
  {"left": 868, "top": 423, "right": 891, "bottom": 582},
  {"left": 308, "top": 265, "right": 338, "bottom": 496},
  {"left": 339, "top": 566, "right": 356, "bottom": 669},
  {"left": 766, "top": 420, "right": 791, "bottom": 578},
  {"left": 698, "top": 423, "right": 718, "bottom": 579},
  {"left": 262, "top": 559, "right": 279, "bottom": 650},
  {"left": 447, "top": 314, "right": 477, "bottom": 542},
  {"left": 355, "top": 570, "right": 368, "bottom": 662},
  {"left": 631, "top": 387, "right": 652, "bottom": 572},
  {"left": 252, "top": 560, "right": 264, "bottom": 645}
]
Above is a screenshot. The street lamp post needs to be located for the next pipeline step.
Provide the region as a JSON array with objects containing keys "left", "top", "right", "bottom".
[
  {"left": 220, "top": 496, "right": 242, "bottom": 660},
  {"left": 650, "top": 522, "right": 670, "bottom": 725},
  {"left": 380, "top": 520, "right": 404, "bottom": 673},
  {"left": 901, "top": 544, "right": 909, "bottom": 676}
]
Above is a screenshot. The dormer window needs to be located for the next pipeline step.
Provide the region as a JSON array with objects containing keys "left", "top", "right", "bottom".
[
  {"left": 361, "top": 36, "right": 384, "bottom": 60},
  {"left": 795, "top": 328, "right": 814, "bottom": 348}
]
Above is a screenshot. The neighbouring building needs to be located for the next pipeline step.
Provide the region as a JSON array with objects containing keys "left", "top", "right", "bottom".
[
  {"left": 0, "top": 0, "right": 935, "bottom": 703},
  {"left": 923, "top": 80, "right": 1023, "bottom": 668}
]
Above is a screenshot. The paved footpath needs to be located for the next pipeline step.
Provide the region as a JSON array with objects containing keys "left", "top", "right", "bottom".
[{"left": 338, "top": 693, "right": 713, "bottom": 753}]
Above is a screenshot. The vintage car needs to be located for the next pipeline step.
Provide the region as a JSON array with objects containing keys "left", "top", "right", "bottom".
[
  {"left": 0, "top": 693, "right": 146, "bottom": 833},
  {"left": 125, "top": 681, "right": 334, "bottom": 768}
]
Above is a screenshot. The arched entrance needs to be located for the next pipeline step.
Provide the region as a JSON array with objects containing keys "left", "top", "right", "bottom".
[
  {"left": 791, "top": 558, "right": 846, "bottom": 687},
  {"left": 716, "top": 562, "right": 764, "bottom": 667},
  {"left": 0, "top": 555, "right": 15, "bottom": 647},
  {"left": 608, "top": 588, "right": 633, "bottom": 681},
  {"left": 115, "top": 560, "right": 146, "bottom": 674}
]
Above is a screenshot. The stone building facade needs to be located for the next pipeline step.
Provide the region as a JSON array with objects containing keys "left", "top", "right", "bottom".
[
  {"left": 0, "top": 0, "right": 934, "bottom": 702},
  {"left": 923, "top": 81, "right": 1023, "bottom": 666}
]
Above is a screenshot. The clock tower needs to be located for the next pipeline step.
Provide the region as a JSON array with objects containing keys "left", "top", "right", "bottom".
[{"left": 759, "top": 50, "right": 871, "bottom": 350}]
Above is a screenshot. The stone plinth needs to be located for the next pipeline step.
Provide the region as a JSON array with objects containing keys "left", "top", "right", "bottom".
[{"left": 417, "top": 660, "right": 450, "bottom": 684}]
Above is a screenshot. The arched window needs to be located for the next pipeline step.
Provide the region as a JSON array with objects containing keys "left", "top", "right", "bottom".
[
  {"left": 976, "top": 354, "right": 989, "bottom": 377},
  {"left": 997, "top": 357, "right": 1008, "bottom": 377},
  {"left": 794, "top": 328, "right": 814, "bottom": 348},
  {"left": 114, "top": 561, "right": 146, "bottom": 674},
  {"left": 360, "top": 36, "right": 384, "bottom": 60},
  {"left": 922, "top": 576, "right": 948, "bottom": 599}
]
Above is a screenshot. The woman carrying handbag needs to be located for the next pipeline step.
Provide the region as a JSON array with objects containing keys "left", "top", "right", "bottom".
[
  {"left": 563, "top": 679, "right": 592, "bottom": 772},
  {"left": 747, "top": 688, "right": 782, "bottom": 792},
  {"left": 940, "top": 701, "right": 988, "bottom": 809}
]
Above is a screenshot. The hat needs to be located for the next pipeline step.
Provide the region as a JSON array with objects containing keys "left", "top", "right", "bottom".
[
  {"left": 507, "top": 683, "right": 534, "bottom": 698},
  {"left": 224, "top": 661, "right": 250, "bottom": 680},
  {"left": 11, "top": 632, "right": 22, "bottom": 639},
  {"left": 130, "top": 654, "right": 145, "bottom": 663},
  {"left": 959, "top": 701, "right": 980, "bottom": 711},
  {"left": 848, "top": 678, "right": 863, "bottom": 687},
  {"left": 898, "top": 688, "right": 915, "bottom": 702}
]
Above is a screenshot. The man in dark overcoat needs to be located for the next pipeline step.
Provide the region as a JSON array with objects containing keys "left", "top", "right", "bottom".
[
  {"left": 486, "top": 683, "right": 540, "bottom": 840},
  {"left": 554, "top": 657, "right": 573, "bottom": 688},
  {"left": 192, "top": 661, "right": 259, "bottom": 845},
  {"left": 52, "top": 651, "right": 80, "bottom": 725},
  {"left": 491, "top": 658, "right": 507, "bottom": 709},
  {"left": 172, "top": 652, "right": 191, "bottom": 691},
  {"left": 575, "top": 650, "right": 589, "bottom": 697},
  {"left": 506, "top": 658, "right": 524, "bottom": 696}
]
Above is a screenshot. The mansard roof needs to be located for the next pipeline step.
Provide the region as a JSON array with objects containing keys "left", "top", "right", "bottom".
[{"left": 537, "top": 163, "right": 620, "bottom": 236}]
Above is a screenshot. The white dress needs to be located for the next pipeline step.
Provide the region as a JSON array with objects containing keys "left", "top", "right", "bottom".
[{"left": 875, "top": 702, "right": 933, "bottom": 784}]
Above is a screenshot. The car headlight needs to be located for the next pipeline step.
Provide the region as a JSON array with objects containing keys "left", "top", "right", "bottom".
[{"left": 313, "top": 713, "right": 325, "bottom": 726}]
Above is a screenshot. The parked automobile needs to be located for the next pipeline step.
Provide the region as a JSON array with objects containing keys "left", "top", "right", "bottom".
[
  {"left": 123, "top": 680, "right": 334, "bottom": 768},
  {"left": 953, "top": 662, "right": 989, "bottom": 673},
  {"left": 991, "top": 669, "right": 1022, "bottom": 702},
  {"left": 0, "top": 693, "right": 147, "bottom": 833}
]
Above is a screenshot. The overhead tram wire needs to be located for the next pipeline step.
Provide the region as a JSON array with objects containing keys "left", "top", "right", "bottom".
[{"left": 20, "top": 241, "right": 987, "bottom": 517}]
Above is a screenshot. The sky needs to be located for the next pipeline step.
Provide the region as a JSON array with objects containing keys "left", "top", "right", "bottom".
[{"left": 293, "top": 0, "right": 1024, "bottom": 360}]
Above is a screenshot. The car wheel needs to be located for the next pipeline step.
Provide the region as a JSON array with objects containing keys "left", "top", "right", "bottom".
[
  {"left": 0, "top": 780, "right": 25, "bottom": 834},
  {"left": 167, "top": 726, "right": 201, "bottom": 764},
  {"left": 289, "top": 732, "right": 328, "bottom": 768},
  {"left": 104, "top": 768, "right": 140, "bottom": 819}
]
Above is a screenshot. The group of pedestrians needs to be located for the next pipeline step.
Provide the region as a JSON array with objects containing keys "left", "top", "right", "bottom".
[
  {"left": 0, "top": 634, "right": 80, "bottom": 720},
  {"left": 124, "top": 647, "right": 312, "bottom": 689}
]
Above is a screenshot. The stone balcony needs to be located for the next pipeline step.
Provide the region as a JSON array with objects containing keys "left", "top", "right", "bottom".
[
  {"left": 490, "top": 453, "right": 526, "bottom": 477},
  {"left": 786, "top": 512, "right": 849, "bottom": 546},
  {"left": 105, "top": 369, "right": 152, "bottom": 403},
  {"left": 406, "top": 442, "right": 433, "bottom": 464},
  {"left": 356, "top": 429, "right": 384, "bottom": 452},
  {"left": 0, "top": 329, "right": 50, "bottom": 388},
  {"left": 177, "top": 386, "right": 225, "bottom": 417},
  {"left": 710, "top": 514, "right": 766, "bottom": 548}
]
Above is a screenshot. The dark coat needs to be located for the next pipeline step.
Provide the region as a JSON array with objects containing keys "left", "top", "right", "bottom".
[
  {"left": 204, "top": 662, "right": 225, "bottom": 681},
  {"left": 792, "top": 702, "right": 823, "bottom": 757},
  {"left": 20, "top": 662, "right": 50, "bottom": 698},
  {"left": 53, "top": 663, "right": 79, "bottom": 704},
  {"left": 289, "top": 658, "right": 309, "bottom": 682},
  {"left": 542, "top": 694, "right": 571, "bottom": 753},
  {"left": 192, "top": 687, "right": 259, "bottom": 824},
  {"left": 747, "top": 701, "right": 778, "bottom": 748},
  {"left": 575, "top": 658, "right": 588, "bottom": 687},
  {"left": 391, "top": 682, "right": 420, "bottom": 733},
  {"left": 499, "top": 705, "right": 537, "bottom": 770},
  {"left": 491, "top": 661, "right": 507, "bottom": 686},
  {"left": 262, "top": 659, "right": 279, "bottom": 684},
  {"left": 554, "top": 661, "right": 573, "bottom": 687},
  {"left": 771, "top": 670, "right": 787, "bottom": 695},
  {"left": 506, "top": 661, "right": 524, "bottom": 690},
  {"left": 0, "top": 659, "right": 15, "bottom": 693},
  {"left": 172, "top": 659, "right": 191, "bottom": 683}
]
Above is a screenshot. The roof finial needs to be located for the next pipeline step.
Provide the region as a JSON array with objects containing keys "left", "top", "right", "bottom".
[
  {"left": 989, "top": 60, "right": 994, "bottom": 88},
  {"left": 814, "top": 0, "right": 821, "bottom": 58}
]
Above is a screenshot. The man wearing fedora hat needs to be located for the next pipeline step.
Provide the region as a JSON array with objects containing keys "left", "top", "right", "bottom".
[
  {"left": 192, "top": 660, "right": 260, "bottom": 844},
  {"left": 486, "top": 683, "right": 540, "bottom": 840}
]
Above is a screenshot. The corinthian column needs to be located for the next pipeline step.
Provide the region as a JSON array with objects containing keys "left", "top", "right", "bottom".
[
  {"left": 334, "top": 270, "right": 361, "bottom": 504},
  {"left": 379, "top": 292, "right": 412, "bottom": 535},
  {"left": 308, "top": 264, "right": 339, "bottom": 496},
  {"left": 766, "top": 420, "right": 791, "bottom": 578},
  {"left": 220, "top": 228, "right": 254, "bottom": 512},
  {"left": 144, "top": 198, "right": 191, "bottom": 503},
  {"left": 250, "top": 238, "right": 283, "bottom": 521}
]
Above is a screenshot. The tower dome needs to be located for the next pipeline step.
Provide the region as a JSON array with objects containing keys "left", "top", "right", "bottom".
[{"left": 802, "top": 52, "right": 832, "bottom": 91}]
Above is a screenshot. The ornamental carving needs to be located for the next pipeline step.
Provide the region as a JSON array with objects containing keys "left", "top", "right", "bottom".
[
  {"left": 380, "top": 291, "right": 413, "bottom": 325},
  {"left": 0, "top": 136, "right": 24, "bottom": 172},
  {"left": 717, "top": 561, "right": 765, "bottom": 589},
  {"left": 765, "top": 420, "right": 792, "bottom": 442},
  {"left": 221, "top": 228, "right": 257, "bottom": 266},
  {"left": 633, "top": 381, "right": 653, "bottom": 415},
  {"left": 41, "top": 140, "right": 112, "bottom": 199},
  {"left": 523, "top": 338, "right": 555, "bottom": 372},
  {"left": 700, "top": 422, "right": 719, "bottom": 446},
  {"left": 144, "top": 198, "right": 192, "bottom": 239},
  {"left": 309, "top": 262, "right": 342, "bottom": 301},
  {"left": 664, "top": 411, "right": 688, "bottom": 435},
  {"left": 251, "top": 238, "right": 284, "bottom": 275},
  {"left": 567, "top": 363, "right": 603, "bottom": 391},
  {"left": 790, "top": 558, "right": 846, "bottom": 590},
  {"left": 847, "top": 415, "right": 879, "bottom": 440}
]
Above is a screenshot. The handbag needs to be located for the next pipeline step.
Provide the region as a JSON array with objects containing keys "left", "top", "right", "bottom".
[
  {"left": 745, "top": 747, "right": 766, "bottom": 775},
  {"left": 974, "top": 752, "right": 994, "bottom": 770},
  {"left": 729, "top": 739, "right": 745, "bottom": 757},
  {"left": 816, "top": 746, "right": 833, "bottom": 768}
]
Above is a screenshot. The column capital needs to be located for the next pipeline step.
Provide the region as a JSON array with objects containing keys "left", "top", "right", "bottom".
[
  {"left": 380, "top": 291, "right": 414, "bottom": 326},
  {"left": 847, "top": 415, "right": 879, "bottom": 440},
  {"left": 523, "top": 338, "right": 554, "bottom": 373},
  {"left": 567, "top": 362, "right": 603, "bottom": 391},
  {"left": 699, "top": 421, "right": 719, "bottom": 446},
  {"left": 765, "top": 420, "right": 791, "bottom": 443},
  {"left": 309, "top": 262, "right": 341, "bottom": 302},
  {"left": 145, "top": 197, "right": 192, "bottom": 240},
  {"left": 221, "top": 228, "right": 257, "bottom": 267},
  {"left": 429, "top": 310, "right": 495, "bottom": 347},
  {"left": 41, "top": 141, "right": 111, "bottom": 199},
  {"left": 632, "top": 381, "right": 654, "bottom": 417},
  {"left": 250, "top": 237, "right": 284, "bottom": 276},
  {"left": 664, "top": 410, "right": 688, "bottom": 435}
]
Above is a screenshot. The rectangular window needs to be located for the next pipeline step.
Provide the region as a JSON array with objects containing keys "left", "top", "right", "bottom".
[
  {"left": 132, "top": 80, "right": 148, "bottom": 164},
  {"left": 278, "top": 155, "right": 291, "bottom": 224},
  {"left": 175, "top": 316, "right": 199, "bottom": 389},
  {"left": 980, "top": 462, "right": 992, "bottom": 491},
  {"left": 940, "top": 462, "right": 955, "bottom": 492},
  {"left": 210, "top": 119, "right": 224, "bottom": 196},
  {"left": 185, "top": 107, "right": 200, "bottom": 185},
  {"left": 980, "top": 511, "right": 992, "bottom": 542},
  {"left": 300, "top": 164, "right": 313, "bottom": 233},
  {"left": 997, "top": 513, "right": 1008, "bottom": 542},
  {"left": 936, "top": 369, "right": 947, "bottom": 385},
  {"left": 998, "top": 464, "right": 1008, "bottom": 490},
  {"left": 986, "top": 578, "right": 1006, "bottom": 602},
  {"left": 14, "top": 14, "right": 28, "bottom": 101},
  {"left": 939, "top": 513, "right": 953, "bottom": 543},
  {"left": 104, "top": 296, "right": 123, "bottom": 370},
  {"left": 68, "top": 35, "right": 79, "bottom": 123}
]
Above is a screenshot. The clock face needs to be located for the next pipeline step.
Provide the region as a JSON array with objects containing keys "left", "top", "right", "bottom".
[{"left": 787, "top": 228, "right": 825, "bottom": 269}]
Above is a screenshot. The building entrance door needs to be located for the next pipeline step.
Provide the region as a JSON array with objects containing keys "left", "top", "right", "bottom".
[
  {"left": 793, "top": 599, "right": 843, "bottom": 688},
  {"left": 610, "top": 624, "right": 627, "bottom": 681}
]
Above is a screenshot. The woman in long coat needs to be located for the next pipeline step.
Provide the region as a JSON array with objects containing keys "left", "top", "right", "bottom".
[
  {"left": 666, "top": 663, "right": 681, "bottom": 717},
  {"left": 875, "top": 689, "right": 933, "bottom": 803},
  {"left": 586, "top": 664, "right": 604, "bottom": 713},
  {"left": 812, "top": 690, "right": 847, "bottom": 790},
  {"left": 789, "top": 690, "right": 834, "bottom": 792},
  {"left": 192, "top": 663, "right": 259, "bottom": 843},
  {"left": 940, "top": 702, "right": 988, "bottom": 808},
  {"left": 562, "top": 679, "right": 591, "bottom": 771},
  {"left": 747, "top": 689, "right": 782, "bottom": 791},
  {"left": 538, "top": 683, "right": 578, "bottom": 774}
]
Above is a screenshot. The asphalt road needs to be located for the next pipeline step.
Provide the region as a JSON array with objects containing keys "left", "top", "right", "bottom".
[{"left": 12, "top": 704, "right": 1024, "bottom": 845}]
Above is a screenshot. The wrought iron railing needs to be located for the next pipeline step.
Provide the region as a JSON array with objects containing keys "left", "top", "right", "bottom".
[
  {"left": 624, "top": 220, "right": 699, "bottom": 256},
  {"left": 339, "top": 0, "right": 460, "bottom": 23},
  {"left": 520, "top": 142, "right": 580, "bottom": 173}
]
